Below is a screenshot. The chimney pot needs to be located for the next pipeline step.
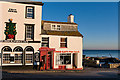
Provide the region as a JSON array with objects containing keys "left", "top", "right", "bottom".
[{"left": 67, "top": 14, "right": 74, "bottom": 23}]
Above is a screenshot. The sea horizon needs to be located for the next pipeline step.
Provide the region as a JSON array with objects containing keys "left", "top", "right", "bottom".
[{"left": 83, "top": 50, "right": 119, "bottom": 59}]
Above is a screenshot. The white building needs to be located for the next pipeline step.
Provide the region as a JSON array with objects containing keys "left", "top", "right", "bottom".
[{"left": 0, "top": 1, "right": 83, "bottom": 70}]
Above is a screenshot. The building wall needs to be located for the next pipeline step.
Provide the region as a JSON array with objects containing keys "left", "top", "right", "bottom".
[
  {"left": 0, "top": 1, "right": 42, "bottom": 41},
  {"left": 0, "top": 1, "right": 42, "bottom": 66},
  {"left": 0, "top": 1, "right": 42, "bottom": 53},
  {"left": 41, "top": 35, "right": 83, "bottom": 69},
  {"left": 0, "top": 3, "right": 2, "bottom": 40},
  {"left": 43, "top": 23, "right": 78, "bottom": 31}
]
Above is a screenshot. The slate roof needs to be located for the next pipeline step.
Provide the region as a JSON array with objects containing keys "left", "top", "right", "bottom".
[
  {"left": 14, "top": 2, "right": 44, "bottom": 6},
  {"left": 41, "top": 20, "right": 83, "bottom": 37},
  {"left": 42, "top": 20, "right": 77, "bottom": 25},
  {"left": 41, "top": 30, "right": 83, "bottom": 37}
]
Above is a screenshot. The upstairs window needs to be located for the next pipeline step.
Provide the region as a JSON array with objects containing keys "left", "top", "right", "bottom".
[
  {"left": 26, "top": 6, "right": 34, "bottom": 19},
  {"left": 57, "top": 25, "right": 60, "bottom": 30},
  {"left": 51, "top": 24, "right": 61, "bottom": 31},
  {"left": 25, "top": 24, "right": 34, "bottom": 40},
  {"left": 60, "top": 38, "right": 67, "bottom": 48},
  {"left": 52, "top": 25, "right": 56, "bottom": 30},
  {"left": 41, "top": 37, "right": 49, "bottom": 47}
]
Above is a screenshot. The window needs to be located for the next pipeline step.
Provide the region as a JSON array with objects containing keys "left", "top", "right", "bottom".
[
  {"left": 41, "top": 37, "right": 49, "bottom": 47},
  {"left": 15, "top": 54, "right": 22, "bottom": 63},
  {"left": 26, "top": 54, "right": 33, "bottom": 63},
  {"left": 2, "top": 46, "right": 12, "bottom": 52},
  {"left": 25, "top": 24, "right": 34, "bottom": 40},
  {"left": 56, "top": 53, "right": 71, "bottom": 65},
  {"left": 52, "top": 25, "right": 56, "bottom": 30},
  {"left": 51, "top": 24, "right": 61, "bottom": 30},
  {"left": 57, "top": 25, "right": 60, "bottom": 30},
  {"left": 3, "top": 54, "right": 10, "bottom": 63},
  {"left": 26, "top": 6, "right": 34, "bottom": 19},
  {"left": 25, "top": 46, "right": 34, "bottom": 64},
  {"left": 13, "top": 46, "right": 23, "bottom": 52},
  {"left": 2, "top": 46, "right": 11, "bottom": 63},
  {"left": 60, "top": 38, "right": 67, "bottom": 48}
]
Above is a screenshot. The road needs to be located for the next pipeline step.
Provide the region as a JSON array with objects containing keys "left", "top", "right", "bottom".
[{"left": 1, "top": 67, "right": 120, "bottom": 80}]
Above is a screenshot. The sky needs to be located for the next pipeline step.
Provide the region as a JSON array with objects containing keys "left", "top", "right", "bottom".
[
  {"left": 41, "top": 2, "right": 118, "bottom": 50},
  {"left": 3, "top": 0, "right": 118, "bottom": 50},
  {"left": 32, "top": 0, "right": 120, "bottom": 2}
]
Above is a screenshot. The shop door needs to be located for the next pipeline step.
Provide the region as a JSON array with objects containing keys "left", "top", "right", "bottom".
[{"left": 48, "top": 52, "right": 52, "bottom": 69}]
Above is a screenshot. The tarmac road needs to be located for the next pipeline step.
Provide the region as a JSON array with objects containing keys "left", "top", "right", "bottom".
[{"left": 1, "top": 67, "right": 120, "bottom": 80}]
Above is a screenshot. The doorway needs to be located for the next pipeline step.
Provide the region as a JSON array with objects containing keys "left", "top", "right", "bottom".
[
  {"left": 73, "top": 53, "right": 77, "bottom": 68},
  {"left": 48, "top": 52, "right": 52, "bottom": 69},
  {"left": 42, "top": 55, "right": 46, "bottom": 68}
]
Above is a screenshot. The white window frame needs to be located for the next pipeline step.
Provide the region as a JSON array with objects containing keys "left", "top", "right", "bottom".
[
  {"left": 51, "top": 24, "right": 61, "bottom": 31},
  {"left": 41, "top": 37, "right": 49, "bottom": 47},
  {"left": 26, "top": 54, "right": 33, "bottom": 62},
  {"left": 3, "top": 54, "right": 10, "bottom": 63},
  {"left": 60, "top": 38, "right": 67, "bottom": 48},
  {"left": 25, "top": 25, "right": 34, "bottom": 40},
  {"left": 15, "top": 53, "right": 22, "bottom": 63},
  {"left": 25, "top": 51, "right": 33, "bottom": 64},
  {"left": 26, "top": 6, "right": 34, "bottom": 19}
]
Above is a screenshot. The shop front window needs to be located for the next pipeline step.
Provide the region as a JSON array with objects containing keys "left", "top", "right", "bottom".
[
  {"left": 56, "top": 53, "right": 71, "bottom": 65},
  {"left": 15, "top": 54, "right": 22, "bottom": 63},
  {"left": 2, "top": 46, "right": 12, "bottom": 63},
  {"left": 3, "top": 54, "right": 10, "bottom": 63},
  {"left": 25, "top": 46, "right": 34, "bottom": 64},
  {"left": 26, "top": 54, "right": 33, "bottom": 63},
  {"left": 13, "top": 46, "right": 23, "bottom": 64}
]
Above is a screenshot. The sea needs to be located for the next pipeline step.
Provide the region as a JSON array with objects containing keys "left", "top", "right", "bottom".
[{"left": 83, "top": 50, "right": 119, "bottom": 59}]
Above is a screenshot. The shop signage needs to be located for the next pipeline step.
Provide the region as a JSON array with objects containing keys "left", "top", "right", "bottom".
[
  {"left": 8, "top": 8, "right": 17, "bottom": 13},
  {"left": 55, "top": 51, "right": 79, "bottom": 53},
  {"left": 0, "top": 40, "right": 28, "bottom": 43}
]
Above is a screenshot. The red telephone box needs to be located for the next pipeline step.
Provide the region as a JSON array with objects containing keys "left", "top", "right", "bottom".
[{"left": 39, "top": 47, "right": 55, "bottom": 70}]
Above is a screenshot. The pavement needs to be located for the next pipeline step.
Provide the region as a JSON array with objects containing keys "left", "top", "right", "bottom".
[{"left": 1, "top": 67, "right": 120, "bottom": 80}]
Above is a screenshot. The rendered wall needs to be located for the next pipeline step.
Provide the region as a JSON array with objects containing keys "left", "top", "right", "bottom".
[
  {"left": 1, "top": 1, "right": 42, "bottom": 41},
  {"left": 0, "top": 1, "right": 42, "bottom": 52},
  {"left": 41, "top": 35, "right": 83, "bottom": 69}
]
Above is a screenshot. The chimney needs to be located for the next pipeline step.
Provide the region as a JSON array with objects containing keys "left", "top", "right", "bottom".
[{"left": 67, "top": 14, "right": 74, "bottom": 23}]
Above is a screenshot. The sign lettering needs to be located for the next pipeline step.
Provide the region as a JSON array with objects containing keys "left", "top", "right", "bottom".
[
  {"left": 0, "top": 40, "right": 28, "bottom": 43},
  {"left": 8, "top": 8, "right": 17, "bottom": 13}
]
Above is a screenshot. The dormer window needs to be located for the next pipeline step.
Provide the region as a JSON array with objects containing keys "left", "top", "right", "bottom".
[
  {"left": 57, "top": 25, "right": 60, "bottom": 30},
  {"left": 52, "top": 25, "right": 56, "bottom": 30},
  {"left": 51, "top": 24, "right": 61, "bottom": 31}
]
